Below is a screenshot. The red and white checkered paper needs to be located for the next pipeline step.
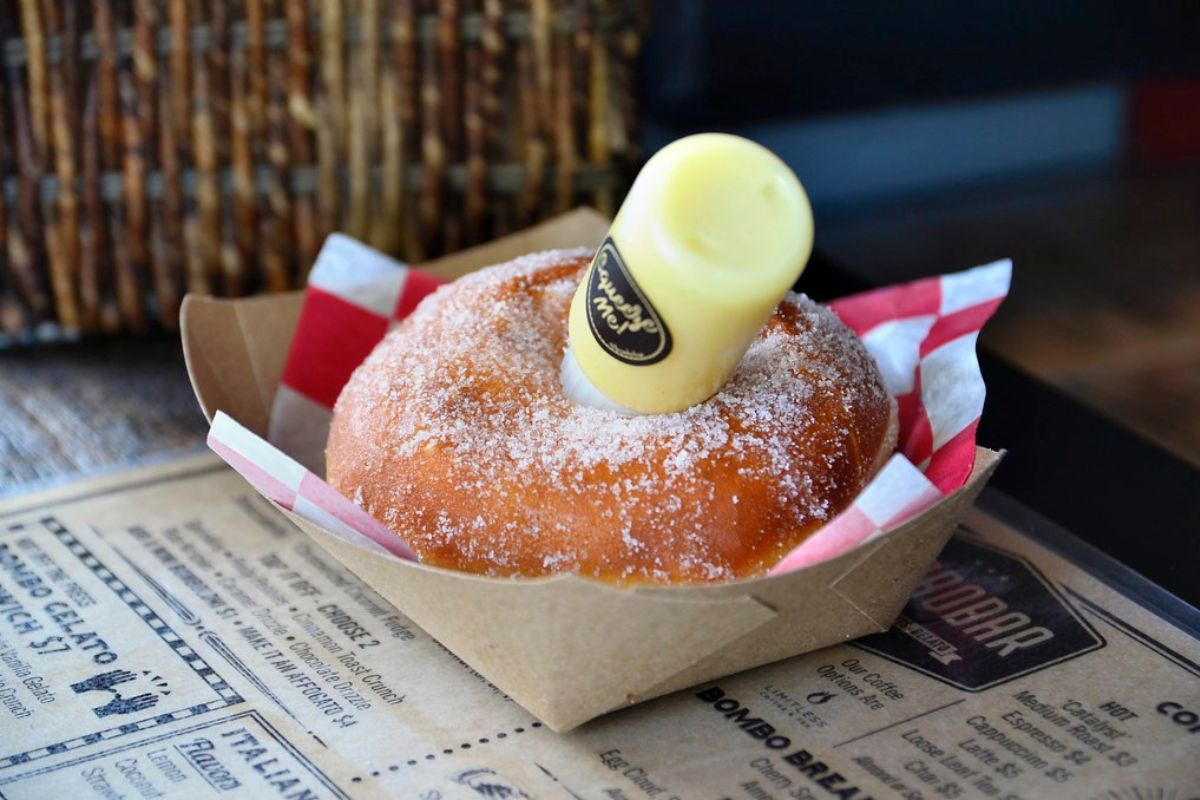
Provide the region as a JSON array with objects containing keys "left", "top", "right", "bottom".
[{"left": 208, "top": 233, "right": 1010, "bottom": 574}]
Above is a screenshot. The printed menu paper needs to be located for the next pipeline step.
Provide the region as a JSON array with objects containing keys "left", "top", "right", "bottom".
[{"left": 0, "top": 454, "right": 1196, "bottom": 798}]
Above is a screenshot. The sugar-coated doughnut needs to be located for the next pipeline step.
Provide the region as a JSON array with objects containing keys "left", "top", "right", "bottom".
[{"left": 327, "top": 249, "right": 897, "bottom": 584}]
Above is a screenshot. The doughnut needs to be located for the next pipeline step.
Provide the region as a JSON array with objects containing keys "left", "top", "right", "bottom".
[{"left": 326, "top": 248, "right": 898, "bottom": 584}]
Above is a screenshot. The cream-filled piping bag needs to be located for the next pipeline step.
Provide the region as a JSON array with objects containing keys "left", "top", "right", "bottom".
[{"left": 563, "top": 133, "right": 814, "bottom": 415}]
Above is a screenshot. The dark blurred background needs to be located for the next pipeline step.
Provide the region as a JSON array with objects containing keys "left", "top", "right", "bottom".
[
  {"left": 3, "top": 1, "right": 1198, "bottom": 497},
  {"left": 641, "top": 0, "right": 1200, "bottom": 467}
]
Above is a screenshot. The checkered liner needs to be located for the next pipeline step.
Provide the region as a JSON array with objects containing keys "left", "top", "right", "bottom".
[{"left": 207, "top": 233, "right": 1010, "bottom": 574}]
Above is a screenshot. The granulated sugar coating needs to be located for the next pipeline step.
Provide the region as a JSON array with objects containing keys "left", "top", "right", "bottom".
[{"left": 326, "top": 249, "right": 897, "bottom": 584}]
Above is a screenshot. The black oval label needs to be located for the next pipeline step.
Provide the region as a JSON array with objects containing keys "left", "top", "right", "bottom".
[{"left": 584, "top": 236, "right": 673, "bottom": 365}]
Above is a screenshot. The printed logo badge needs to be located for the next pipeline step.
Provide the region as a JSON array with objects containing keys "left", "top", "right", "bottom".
[
  {"left": 853, "top": 536, "right": 1104, "bottom": 691},
  {"left": 585, "top": 236, "right": 673, "bottom": 365}
]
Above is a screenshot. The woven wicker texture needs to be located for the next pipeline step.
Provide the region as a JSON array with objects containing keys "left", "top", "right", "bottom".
[{"left": 0, "top": 0, "right": 645, "bottom": 340}]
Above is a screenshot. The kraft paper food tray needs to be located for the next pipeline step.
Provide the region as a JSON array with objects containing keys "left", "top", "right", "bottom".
[{"left": 181, "top": 209, "right": 1001, "bottom": 732}]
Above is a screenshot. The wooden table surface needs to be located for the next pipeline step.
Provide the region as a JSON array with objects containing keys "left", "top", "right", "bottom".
[
  {"left": 0, "top": 336, "right": 207, "bottom": 495},
  {"left": 824, "top": 167, "right": 1200, "bottom": 467}
]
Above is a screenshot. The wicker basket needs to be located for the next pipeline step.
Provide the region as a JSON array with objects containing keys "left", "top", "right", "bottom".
[{"left": 0, "top": 1, "right": 645, "bottom": 343}]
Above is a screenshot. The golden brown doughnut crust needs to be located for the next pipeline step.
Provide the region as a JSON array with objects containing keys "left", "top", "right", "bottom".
[{"left": 327, "top": 249, "right": 897, "bottom": 584}]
